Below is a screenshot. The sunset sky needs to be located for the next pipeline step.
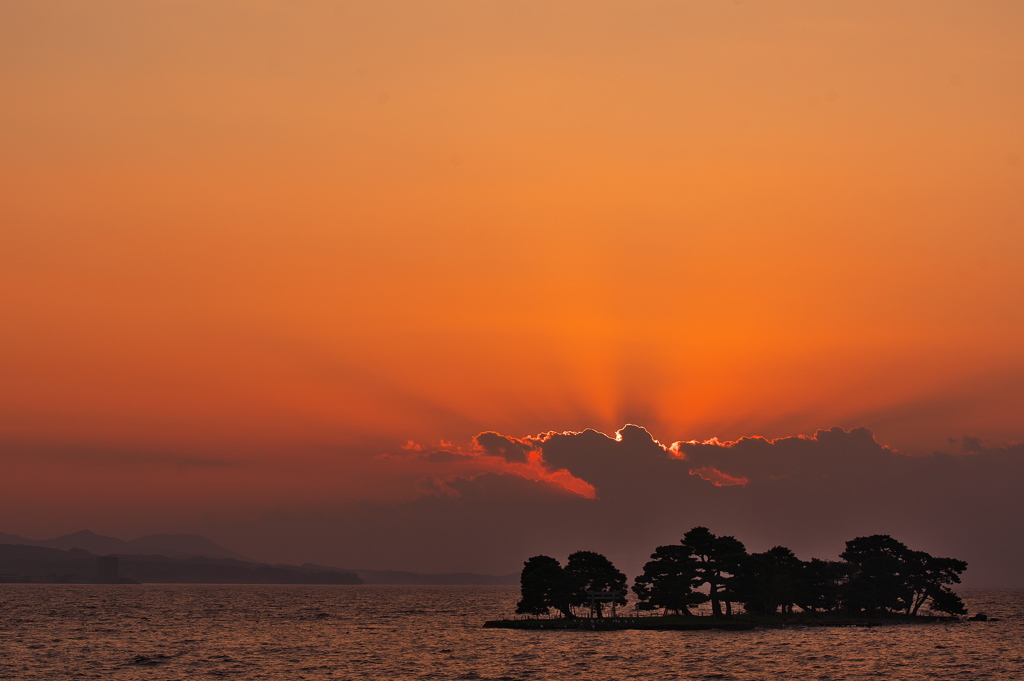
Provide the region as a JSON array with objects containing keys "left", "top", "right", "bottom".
[{"left": 2, "top": 1, "right": 1023, "bottom": 584}]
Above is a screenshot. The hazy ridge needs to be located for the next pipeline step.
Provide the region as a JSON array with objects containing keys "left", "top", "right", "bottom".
[{"left": 0, "top": 531, "right": 516, "bottom": 585}]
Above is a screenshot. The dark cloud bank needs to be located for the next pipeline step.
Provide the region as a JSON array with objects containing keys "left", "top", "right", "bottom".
[{"left": 238, "top": 426, "right": 1024, "bottom": 587}]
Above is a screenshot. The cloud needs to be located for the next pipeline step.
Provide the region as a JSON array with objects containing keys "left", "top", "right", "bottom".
[
  {"left": 70, "top": 423, "right": 1016, "bottom": 589},
  {"left": 954, "top": 435, "right": 1024, "bottom": 457},
  {"left": 473, "top": 431, "right": 537, "bottom": 463},
  {"left": 689, "top": 466, "right": 748, "bottom": 487},
  {"left": 375, "top": 430, "right": 596, "bottom": 498},
  {"left": 671, "top": 426, "right": 895, "bottom": 487},
  {"left": 320, "top": 424, "right": 1024, "bottom": 587},
  {"left": 424, "top": 449, "right": 477, "bottom": 463}
]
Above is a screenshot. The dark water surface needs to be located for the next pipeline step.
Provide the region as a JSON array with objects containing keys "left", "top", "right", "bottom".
[{"left": 1, "top": 585, "right": 1021, "bottom": 680}]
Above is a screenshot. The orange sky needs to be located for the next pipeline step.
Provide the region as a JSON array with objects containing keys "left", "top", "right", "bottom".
[{"left": 2, "top": 1, "right": 1023, "bottom": 546}]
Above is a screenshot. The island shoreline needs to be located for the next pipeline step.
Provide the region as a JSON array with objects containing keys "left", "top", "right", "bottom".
[{"left": 484, "top": 614, "right": 963, "bottom": 631}]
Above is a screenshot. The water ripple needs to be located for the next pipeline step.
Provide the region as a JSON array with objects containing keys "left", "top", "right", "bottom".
[{"left": 0, "top": 585, "right": 1021, "bottom": 680}]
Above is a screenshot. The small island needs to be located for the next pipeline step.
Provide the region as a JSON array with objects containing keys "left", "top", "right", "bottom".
[{"left": 485, "top": 528, "right": 969, "bottom": 631}]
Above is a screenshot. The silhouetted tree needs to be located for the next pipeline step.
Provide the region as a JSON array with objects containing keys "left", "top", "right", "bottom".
[
  {"left": 512, "top": 531, "right": 968, "bottom": 623},
  {"left": 902, "top": 550, "right": 968, "bottom": 616},
  {"left": 632, "top": 544, "right": 708, "bottom": 615},
  {"left": 926, "top": 582, "right": 967, "bottom": 616},
  {"left": 841, "top": 534, "right": 910, "bottom": 615},
  {"left": 565, "top": 551, "right": 627, "bottom": 618},
  {"left": 733, "top": 546, "right": 802, "bottom": 615},
  {"left": 840, "top": 535, "right": 967, "bottom": 616},
  {"left": 714, "top": 535, "right": 748, "bottom": 616},
  {"left": 792, "top": 559, "right": 849, "bottom": 614},
  {"left": 681, "top": 527, "right": 747, "bottom": 617},
  {"left": 516, "top": 555, "right": 573, "bottom": 618}
]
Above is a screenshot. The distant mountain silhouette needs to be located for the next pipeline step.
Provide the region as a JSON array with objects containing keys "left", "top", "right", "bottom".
[
  {"left": 125, "top": 533, "right": 252, "bottom": 561},
  {"left": 0, "top": 530, "right": 517, "bottom": 584},
  {"left": 0, "top": 544, "right": 360, "bottom": 584},
  {"left": 5, "top": 530, "right": 253, "bottom": 561},
  {"left": 39, "top": 530, "right": 137, "bottom": 556},
  {"left": 0, "top": 532, "right": 34, "bottom": 546}
]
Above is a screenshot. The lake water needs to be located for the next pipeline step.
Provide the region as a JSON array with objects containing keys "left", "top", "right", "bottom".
[{"left": 2, "top": 585, "right": 1022, "bottom": 680}]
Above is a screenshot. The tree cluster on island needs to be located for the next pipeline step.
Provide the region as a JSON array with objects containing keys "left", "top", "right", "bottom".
[{"left": 516, "top": 528, "right": 967, "bottom": 620}]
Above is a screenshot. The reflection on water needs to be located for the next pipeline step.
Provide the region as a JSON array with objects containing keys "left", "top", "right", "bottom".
[{"left": 1, "top": 585, "right": 1022, "bottom": 680}]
